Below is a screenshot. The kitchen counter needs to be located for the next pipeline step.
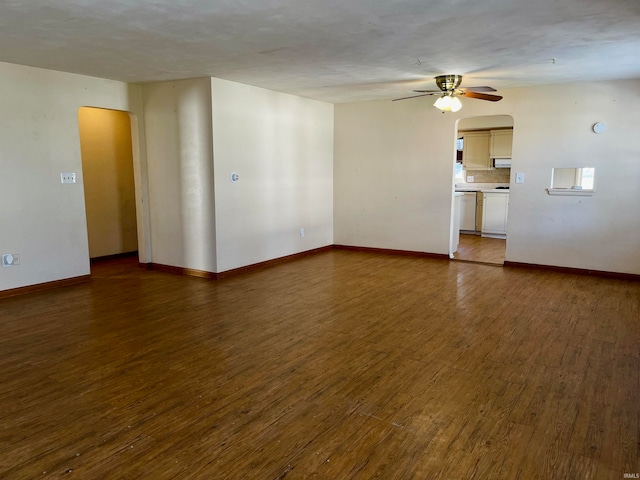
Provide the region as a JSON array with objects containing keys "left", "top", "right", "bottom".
[
  {"left": 455, "top": 183, "right": 509, "bottom": 192},
  {"left": 481, "top": 188, "right": 510, "bottom": 193}
]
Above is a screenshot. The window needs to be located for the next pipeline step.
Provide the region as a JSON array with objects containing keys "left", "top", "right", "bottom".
[{"left": 548, "top": 167, "right": 595, "bottom": 196}]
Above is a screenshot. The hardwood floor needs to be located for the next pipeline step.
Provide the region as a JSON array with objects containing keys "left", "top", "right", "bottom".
[
  {"left": 0, "top": 251, "right": 638, "bottom": 479},
  {"left": 454, "top": 233, "right": 506, "bottom": 265}
]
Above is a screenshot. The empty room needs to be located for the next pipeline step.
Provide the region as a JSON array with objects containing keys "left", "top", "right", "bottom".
[{"left": 1, "top": 1, "right": 639, "bottom": 478}]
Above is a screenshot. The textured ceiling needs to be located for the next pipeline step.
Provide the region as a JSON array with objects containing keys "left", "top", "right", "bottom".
[{"left": 0, "top": 0, "right": 639, "bottom": 103}]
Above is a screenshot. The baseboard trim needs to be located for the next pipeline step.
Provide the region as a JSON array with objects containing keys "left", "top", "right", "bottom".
[
  {"left": 332, "top": 244, "right": 450, "bottom": 261},
  {"left": 503, "top": 261, "right": 640, "bottom": 281},
  {"left": 452, "top": 258, "right": 504, "bottom": 267},
  {"left": 0, "top": 275, "right": 91, "bottom": 300},
  {"left": 5, "top": 251, "right": 635, "bottom": 300},
  {"left": 144, "top": 245, "right": 334, "bottom": 280},
  {"left": 90, "top": 251, "right": 138, "bottom": 264},
  {"left": 217, "top": 246, "right": 334, "bottom": 279},
  {"left": 144, "top": 263, "right": 217, "bottom": 279}
]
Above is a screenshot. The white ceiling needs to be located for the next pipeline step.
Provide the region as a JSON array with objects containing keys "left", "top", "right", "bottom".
[{"left": 0, "top": 0, "right": 639, "bottom": 103}]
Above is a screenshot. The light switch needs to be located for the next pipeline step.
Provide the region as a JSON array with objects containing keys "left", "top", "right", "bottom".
[
  {"left": 61, "top": 172, "right": 76, "bottom": 184},
  {"left": 515, "top": 172, "right": 524, "bottom": 184}
]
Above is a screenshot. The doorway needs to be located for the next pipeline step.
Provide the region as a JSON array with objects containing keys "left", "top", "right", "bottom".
[
  {"left": 77, "top": 107, "right": 138, "bottom": 264},
  {"left": 451, "top": 115, "right": 513, "bottom": 265}
]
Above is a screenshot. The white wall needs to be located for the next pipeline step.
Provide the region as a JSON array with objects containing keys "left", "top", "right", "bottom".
[
  {"left": 334, "top": 100, "right": 457, "bottom": 254},
  {"left": 142, "top": 79, "right": 217, "bottom": 272},
  {"left": 459, "top": 115, "right": 514, "bottom": 130},
  {"left": 2, "top": 61, "right": 636, "bottom": 292},
  {"left": 211, "top": 78, "right": 334, "bottom": 272},
  {"left": 0, "top": 61, "right": 146, "bottom": 292},
  {"left": 334, "top": 79, "right": 640, "bottom": 274},
  {"left": 504, "top": 81, "right": 640, "bottom": 274}
]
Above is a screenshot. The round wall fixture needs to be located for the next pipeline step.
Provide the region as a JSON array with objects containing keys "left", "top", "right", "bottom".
[
  {"left": 230, "top": 172, "right": 240, "bottom": 183},
  {"left": 592, "top": 122, "right": 606, "bottom": 134}
]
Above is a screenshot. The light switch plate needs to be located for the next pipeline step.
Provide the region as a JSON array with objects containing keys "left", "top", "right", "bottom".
[
  {"left": 61, "top": 172, "right": 76, "bottom": 184},
  {"left": 515, "top": 172, "right": 525, "bottom": 184}
]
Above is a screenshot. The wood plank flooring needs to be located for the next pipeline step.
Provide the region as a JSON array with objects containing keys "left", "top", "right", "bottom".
[
  {"left": 454, "top": 233, "right": 506, "bottom": 265},
  {"left": 0, "top": 251, "right": 638, "bottom": 479}
]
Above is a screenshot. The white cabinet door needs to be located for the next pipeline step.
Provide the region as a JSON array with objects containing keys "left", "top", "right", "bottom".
[
  {"left": 482, "top": 193, "right": 509, "bottom": 236},
  {"left": 460, "top": 192, "right": 477, "bottom": 231}
]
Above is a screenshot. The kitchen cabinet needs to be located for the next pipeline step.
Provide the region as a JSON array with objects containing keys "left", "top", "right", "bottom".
[
  {"left": 462, "top": 132, "right": 491, "bottom": 170},
  {"left": 482, "top": 192, "right": 509, "bottom": 238},
  {"left": 489, "top": 129, "right": 513, "bottom": 158},
  {"left": 459, "top": 192, "right": 477, "bottom": 231}
]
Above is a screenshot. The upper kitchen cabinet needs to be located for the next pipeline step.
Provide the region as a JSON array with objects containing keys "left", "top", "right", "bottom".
[
  {"left": 489, "top": 129, "right": 513, "bottom": 158},
  {"left": 462, "top": 131, "right": 491, "bottom": 170}
]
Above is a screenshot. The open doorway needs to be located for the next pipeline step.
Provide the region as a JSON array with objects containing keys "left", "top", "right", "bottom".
[
  {"left": 78, "top": 107, "right": 138, "bottom": 266},
  {"left": 451, "top": 115, "right": 513, "bottom": 265}
]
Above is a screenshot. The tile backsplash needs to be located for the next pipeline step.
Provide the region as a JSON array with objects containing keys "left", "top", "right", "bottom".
[{"left": 465, "top": 169, "right": 510, "bottom": 183}]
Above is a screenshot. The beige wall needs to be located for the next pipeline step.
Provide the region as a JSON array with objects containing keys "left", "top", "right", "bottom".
[
  {"left": 335, "top": 79, "right": 640, "bottom": 274},
  {"left": 211, "top": 78, "right": 334, "bottom": 272},
  {"left": 142, "top": 78, "right": 217, "bottom": 272},
  {"left": 334, "top": 100, "right": 455, "bottom": 253},
  {"left": 503, "top": 81, "right": 639, "bottom": 274},
  {"left": 78, "top": 107, "right": 138, "bottom": 258},
  {"left": 141, "top": 78, "right": 333, "bottom": 274},
  {"left": 0, "top": 61, "right": 147, "bottom": 292},
  {"left": 1, "top": 59, "right": 638, "bottom": 293},
  {"left": 458, "top": 115, "right": 514, "bottom": 130}
]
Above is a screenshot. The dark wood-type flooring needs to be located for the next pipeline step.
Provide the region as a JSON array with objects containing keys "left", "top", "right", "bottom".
[
  {"left": 1, "top": 251, "right": 639, "bottom": 479},
  {"left": 454, "top": 233, "right": 506, "bottom": 265}
]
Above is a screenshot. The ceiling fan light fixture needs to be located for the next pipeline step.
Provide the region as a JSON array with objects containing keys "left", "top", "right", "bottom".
[{"left": 433, "top": 95, "right": 462, "bottom": 112}]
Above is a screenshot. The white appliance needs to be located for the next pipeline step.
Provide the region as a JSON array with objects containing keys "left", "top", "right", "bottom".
[
  {"left": 459, "top": 192, "right": 477, "bottom": 231},
  {"left": 451, "top": 192, "right": 464, "bottom": 253},
  {"left": 493, "top": 158, "right": 511, "bottom": 168}
]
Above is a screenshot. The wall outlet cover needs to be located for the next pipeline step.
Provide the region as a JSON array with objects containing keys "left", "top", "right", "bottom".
[
  {"left": 61, "top": 172, "right": 76, "bottom": 184},
  {"left": 2, "top": 253, "right": 14, "bottom": 267}
]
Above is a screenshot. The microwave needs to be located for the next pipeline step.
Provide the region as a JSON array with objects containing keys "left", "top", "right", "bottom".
[{"left": 493, "top": 158, "right": 511, "bottom": 168}]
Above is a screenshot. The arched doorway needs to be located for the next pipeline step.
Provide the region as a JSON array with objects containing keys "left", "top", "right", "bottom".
[{"left": 451, "top": 115, "right": 514, "bottom": 265}]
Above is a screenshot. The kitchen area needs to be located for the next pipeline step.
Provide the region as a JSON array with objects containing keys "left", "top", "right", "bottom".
[{"left": 451, "top": 115, "right": 513, "bottom": 264}]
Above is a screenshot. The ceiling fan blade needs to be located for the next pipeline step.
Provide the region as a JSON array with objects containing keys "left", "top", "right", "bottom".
[
  {"left": 461, "top": 91, "right": 503, "bottom": 102},
  {"left": 392, "top": 93, "right": 439, "bottom": 101},
  {"left": 459, "top": 86, "right": 497, "bottom": 93},
  {"left": 412, "top": 89, "right": 441, "bottom": 94}
]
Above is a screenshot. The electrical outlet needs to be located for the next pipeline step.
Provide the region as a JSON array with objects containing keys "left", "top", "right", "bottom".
[
  {"left": 515, "top": 172, "right": 525, "bottom": 184},
  {"left": 466, "top": 175, "right": 474, "bottom": 183},
  {"left": 60, "top": 172, "right": 76, "bottom": 184},
  {"left": 300, "top": 228, "right": 305, "bottom": 238},
  {"left": 2, "top": 253, "right": 15, "bottom": 267}
]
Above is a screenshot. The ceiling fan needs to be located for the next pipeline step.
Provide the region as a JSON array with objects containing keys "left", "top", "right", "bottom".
[{"left": 393, "top": 74, "right": 502, "bottom": 112}]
